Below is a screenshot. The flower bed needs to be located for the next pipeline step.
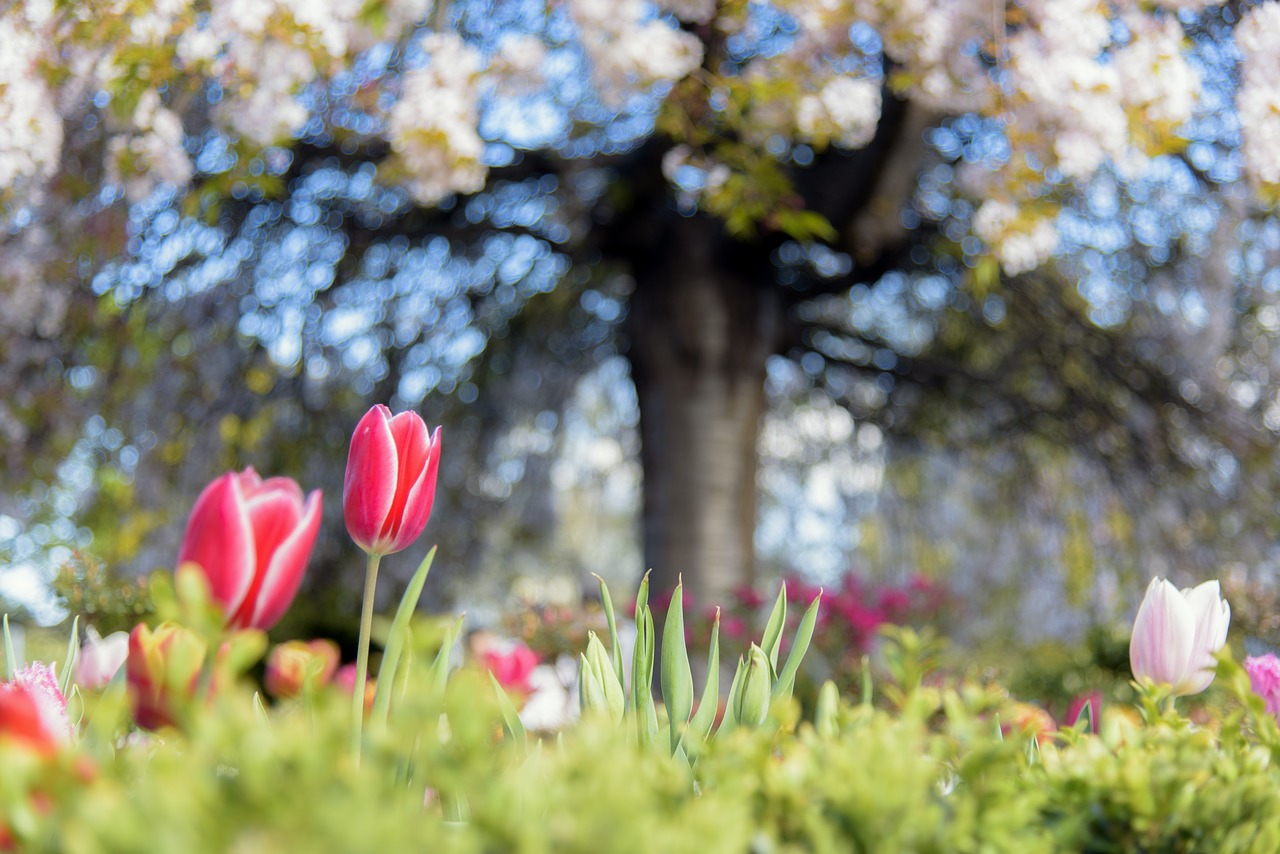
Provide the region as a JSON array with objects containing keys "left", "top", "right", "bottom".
[{"left": 3, "top": 406, "right": 1279, "bottom": 852}]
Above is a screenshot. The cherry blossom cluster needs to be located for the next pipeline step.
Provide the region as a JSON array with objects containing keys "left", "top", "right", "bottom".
[{"left": 1235, "top": 2, "right": 1280, "bottom": 195}]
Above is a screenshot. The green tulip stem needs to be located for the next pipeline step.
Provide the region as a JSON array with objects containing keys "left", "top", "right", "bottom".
[{"left": 352, "top": 551, "right": 381, "bottom": 765}]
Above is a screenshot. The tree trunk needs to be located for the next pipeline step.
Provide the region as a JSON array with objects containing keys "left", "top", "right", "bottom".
[{"left": 626, "top": 215, "right": 782, "bottom": 608}]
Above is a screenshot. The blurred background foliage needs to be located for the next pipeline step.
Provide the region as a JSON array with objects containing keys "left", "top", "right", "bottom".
[{"left": 1, "top": 0, "right": 1279, "bottom": 673}]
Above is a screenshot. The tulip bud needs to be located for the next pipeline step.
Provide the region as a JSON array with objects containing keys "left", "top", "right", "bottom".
[
  {"left": 76, "top": 629, "right": 130, "bottom": 690},
  {"left": 127, "top": 623, "right": 208, "bottom": 730},
  {"left": 579, "top": 634, "right": 624, "bottom": 724},
  {"left": 1129, "top": 577, "right": 1230, "bottom": 697},
  {"left": 343, "top": 405, "right": 442, "bottom": 557},
  {"left": 265, "top": 639, "right": 341, "bottom": 699},
  {"left": 177, "top": 468, "right": 322, "bottom": 630},
  {"left": 735, "top": 644, "right": 772, "bottom": 728}
]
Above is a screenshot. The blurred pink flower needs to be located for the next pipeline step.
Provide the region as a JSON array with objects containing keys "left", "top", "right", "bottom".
[
  {"left": 481, "top": 642, "right": 539, "bottom": 696},
  {"left": 1246, "top": 653, "right": 1280, "bottom": 716},
  {"left": 76, "top": 630, "right": 129, "bottom": 690}
]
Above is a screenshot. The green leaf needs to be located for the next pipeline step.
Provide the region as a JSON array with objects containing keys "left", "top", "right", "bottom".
[
  {"left": 635, "top": 569, "right": 651, "bottom": 623},
  {"left": 58, "top": 615, "right": 81, "bottom": 698},
  {"left": 760, "top": 584, "right": 788, "bottom": 674},
  {"left": 594, "top": 574, "right": 625, "bottom": 684},
  {"left": 773, "top": 591, "right": 822, "bottom": 703},
  {"left": 686, "top": 609, "right": 721, "bottom": 746},
  {"left": 3, "top": 614, "right": 17, "bottom": 681},
  {"left": 660, "top": 581, "right": 694, "bottom": 754},
  {"left": 372, "top": 547, "right": 436, "bottom": 727},
  {"left": 253, "top": 692, "right": 271, "bottom": 725},
  {"left": 720, "top": 655, "right": 748, "bottom": 732},
  {"left": 427, "top": 614, "right": 464, "bottom": 699},
  {"left": 489, "top": 672, "right": 528, "bottom": 756}
]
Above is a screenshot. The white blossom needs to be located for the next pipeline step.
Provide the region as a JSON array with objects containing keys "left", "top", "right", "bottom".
[
  {"left": 1236, "top": 2, "right": 1280, "bottom": 190},
  {"left": 0, "top": 17, "right": 63, "bottom": 193},
  {"left": 797, "top": 76, "right": 881, "bottom": 150},
  {"left": 388, "top": 32, "right": 488, "bottom": 204}
]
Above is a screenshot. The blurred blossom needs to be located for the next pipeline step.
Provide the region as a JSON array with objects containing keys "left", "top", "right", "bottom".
[
  {"left": 480, "top": 641, "right": 539, "bottom": 696},
  {"left": 76, "top": 629, "right": 130, "bottom": 690},
  {"left": 1245, "top": 653, "right": 1280, "bottom": 717},
  {"left": 265, "top": 639, "right": 341, "bottom": 699},
  {"left": 1, "top": 664, "right": 70, "bottom": 751}
]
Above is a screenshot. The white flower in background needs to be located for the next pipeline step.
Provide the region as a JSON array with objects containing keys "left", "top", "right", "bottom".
[
  {"left": 0, "top": 17, "right": 63, "bottom": 194},
  {"left": 1114, "top": 15, "right": 1198, "bottom": 128},
  {"left": 797, "top": 76, "right": 881, "bottom": 150},
  {"left": 388, "top": 32, "right": 488, "bottom": 204},
  {"left": 973, "top": 199, "right": 1057, "bottom": 275},
  {"left": 217, "top": 41, "right": 315, "bottom": 145},
  {"left": 77, "top": 629, "right": 131, "bottom": 690},
  {"left": 1235, "top": 2, "right": 1280, "bottom": 190},
  {"left": 108, "top": 89, "right": 193, "bottom": 202},
  {"left": 565, "top": 0, "right": 703, "bottom": 102}
]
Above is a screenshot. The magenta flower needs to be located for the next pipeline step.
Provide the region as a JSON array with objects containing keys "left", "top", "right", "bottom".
[
  {"left": 1246, "top": 653, "right": 1280, "bottom": 716},
  {"left": 177, "top": 468, "right": 322, "bottom": 630},
  {"left": 1129, "top": 577, "right": 1230, "bottom": 696},
  {"left": 343, "top": 405, "right": 442, "bottom": 556}
]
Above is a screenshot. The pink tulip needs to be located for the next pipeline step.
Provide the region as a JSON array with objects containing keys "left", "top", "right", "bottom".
[
  {"left": 177, "top": 468, "right": 322, "bottom": 630},
  {"left": 1129, "top": 577, "right": 1230, "bottom": 697},
  {"left": 343, "top": 405, "right": 441, "bottom": 556},
  {"left": 480, "top": 642, "right": 539, "bottom": 696},
  {"left": 1245, "top": 653, "right": 1280, "bottom": 717}
]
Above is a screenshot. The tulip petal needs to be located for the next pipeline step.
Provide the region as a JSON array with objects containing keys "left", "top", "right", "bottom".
[
  {"left": 1130, "top": 578, "right": 1195, "bottom": 688},
  {"left": 380, "top": 411, "right": 431, "bottom": 545},
  {"left": 344, "top": 405, "right": 399, "bottom": 553},
  {"left": 227, "top": 487, "right": 306, "bottom": 629},
  {"left": 249, "top": 489, "right": 323, "bottom": 630},
  {"left": 387, "top": 425, "right": 440, "bottom": 553},
  {"left": 177, "top": 473, "right": 256, "bottom": 618},
  {"left": 1180, "top": 581, "right": 1231, "bottom": 695}
]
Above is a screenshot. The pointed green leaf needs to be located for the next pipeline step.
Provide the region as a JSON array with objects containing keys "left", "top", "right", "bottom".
[
  {"left": 373, "top": 547, "right": 436, "bottom": 726},
  {"left": 661, "top": 582, "right": 694, "bottom": 753},
  {"left": 773, "top": 591, "right": 822, "bottom": 703},
  {"left": 58, "top": 615, "right": 80, "bottom": 697},
  {"left": 635, "top": 570, "right": 651, "bottom": 623},
  {"left": 642, "top": 605, "right": 658, "bottom": 744},
  {"left": 720, "top": 655, "right": 748, "bottom": 732},
  {"left": 594, "top": 574, "right": 624, "bottom": 684},
  {"left": 760, "top": 583, "right": 788, "bottom": 673},
  {"left": 253, "top": 692, "right": 271, "bottom": 725},
  {"left": 427, "top": 613, "right": 464, "bottom": 699},
  {"left": 3, "top": 614, "right": 17, "bottom": 680},
  {"left": 687, "top": 609, "right": 721, "bottom": 745},
  {"left": 489, "top": 672, "right": 528, "bottom": 756}
]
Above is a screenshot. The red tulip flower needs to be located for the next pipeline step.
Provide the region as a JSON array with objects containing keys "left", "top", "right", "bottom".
[
  {"left": 343, "top": 405, "right": 441, "bottom": 556},
  {"left": 177, "top": 468, "right": 322, "bottom": 630}
]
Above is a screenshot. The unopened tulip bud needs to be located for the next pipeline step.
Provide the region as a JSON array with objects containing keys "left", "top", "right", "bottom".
[
  {"left": 735, "top": 644, "right": 772, "bottom": 728},
  {"left": 343, "top": 405, "right": 442, "bottom": 556},
  {"left": 127, "top": 622, "right": 208, "bottom": 730},
  {"left": 580, "top": 634, "right": 624, "bottom": 724},
  {"left": 1129, "top": 577, "right": 1230, "bottom": 697},
  {"left": 265, "top": 639, "right": 341, "bottom": 699}
]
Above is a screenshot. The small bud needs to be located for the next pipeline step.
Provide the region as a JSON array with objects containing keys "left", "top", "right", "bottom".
[{"left": 735, "top": 644, "right": 772, "bottom": 729}]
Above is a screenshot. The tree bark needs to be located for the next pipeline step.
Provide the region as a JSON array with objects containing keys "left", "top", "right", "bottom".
[{"left": 626, "top": 215, "right": 783, "bottom": 607}]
